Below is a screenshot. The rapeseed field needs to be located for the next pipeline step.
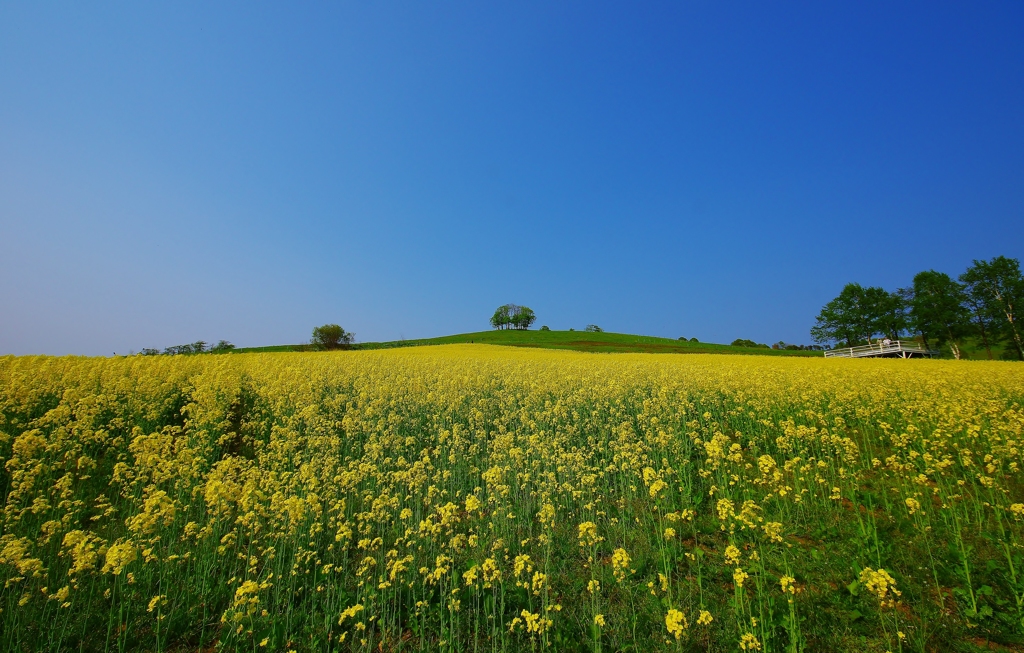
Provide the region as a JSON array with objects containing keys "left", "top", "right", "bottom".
[{"left": 1, "top": 345, "right": 1022, "bottom": 652}]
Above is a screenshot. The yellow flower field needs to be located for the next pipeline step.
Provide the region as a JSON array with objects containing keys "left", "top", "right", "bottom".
[{"left": 1, "top": 345, "right": 1022, "bottom": 651}]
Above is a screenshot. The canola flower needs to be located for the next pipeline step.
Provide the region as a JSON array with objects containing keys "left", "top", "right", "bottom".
[{"left": 0, "top": 345, "right": 1021, "bottom": 652}]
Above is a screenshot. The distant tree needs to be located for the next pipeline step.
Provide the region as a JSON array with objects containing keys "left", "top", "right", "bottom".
[
  {"left": 540, "top": 325, "right": 550, "bottom": 331},
  {"left": 585, "top": 325, "right": 603, "bottom": 333},
  {"left": 811, "top": 283, "right": 906, "bottom": 347},
  {"left": 491, "top": 304, "right": 536, "bottom": 330},
  {"left": 512, "top": 306, "right": 536, "bottom": 330},
  {"left": 569, "top": 328, "right": 575, "bottom": 332},
  {"left": 677, "top": 336, "right": 686, "bottom": 341},
  {"left": 960, "top": 279, "right": 999, "bottom": 360},
  {"left": 732, "top": 339, "right": 770, "bottom": 349},
  {"left": 210, "top": 340, "right": 236, "bottom": 353},
  {"left": 960, "top": 256, "right": 1024, "bottom": 360},
  {"left": 811, "top": 284, "right": 866, "bottom": 346},
  {"left": 140, "top": 348, "right": 161, "bottom": 356},
  {"left": 311, "top": 324, "right": 354, "bottom": 350},
  {"left": 871, "top": 287, "right": 910, "bottom": 341},
  {"left": 490, "top": 305, "right": 512, "bottom": 330},
  {"left": 909, "top": 270, "right": 970, "bottom": 359},
  {"left": 689, "top": 337, "right": 698, "bottom": 343},
  {"left": 163, "top": 341, "right": 207, "bottom": 355}
]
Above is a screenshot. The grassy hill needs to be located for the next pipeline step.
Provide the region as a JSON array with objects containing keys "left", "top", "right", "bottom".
[{"left": 233, "top": 330, "right": 821, "bottom": 356}]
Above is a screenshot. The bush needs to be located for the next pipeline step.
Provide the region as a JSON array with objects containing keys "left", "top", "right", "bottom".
[
  {"left": 689, "top": 337, "right": 699, "bottom": 343},
  {"left": 585, "top": 325, "right": 603, "bottom": 333},
  {"left": 731, "top": 339, "right": 769, "bottom": 349},
  {"left": 540, "top": 325, "right": 550, "bottom": 331},
  {"left": 311, "top": 324, "right": 355, "bottom": 350}
]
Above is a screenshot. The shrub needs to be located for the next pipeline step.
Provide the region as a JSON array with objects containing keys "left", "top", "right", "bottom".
[{"left": 311, "top": 324, "right": 355, "bottom": 350}]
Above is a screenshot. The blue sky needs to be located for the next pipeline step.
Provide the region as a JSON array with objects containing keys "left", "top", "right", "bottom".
[{"left": 2, "top": 2, "right": 1022, "bottom": 355}]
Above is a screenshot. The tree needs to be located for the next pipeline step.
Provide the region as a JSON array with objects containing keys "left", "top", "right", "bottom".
[
  {"left": 960, "top": 256, "right": 1024, "bottom": 360},
  {"left": 585, "top": 324, "right": 603, "bottom": 333},
  {"left": 908, "top": 271, "right": 969, "bottom": 359},
  {"left": 512, "top": 306, "right": 536, "bottom": 330},
  {"left": 870, "top": 287, "right": 910, "bottom": 341},
  {"left": 311, "top": 324, "right": 354, "bottom": 350},
  {"left": 811, "top": 283, "right": 907, "bottom": 347},
  {"left": 960, "top": 282, "right": 998, "bottom": 360},
  {"left": 490, "top": 304, "right": 536, "bottom": 330},
  {"left": 490, "top": 305, "right": 512, "bottom": 330},
  {"left": 811, "top": 283, "right": 871, "bottom": 346}
]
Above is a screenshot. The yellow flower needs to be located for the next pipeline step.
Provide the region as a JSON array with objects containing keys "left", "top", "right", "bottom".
[
  {"left": 733, "top": 567, "right": 749, "bottom": 589},
  {"left": 697, "top": 610, "right": 713, "bottom": 626},
  {"left": 665, "top": 608, "right": 688, "bottom": 639},
  {"left": 147, "top": 595, "right": 165, "bottom": 613},
  {"left": 724, "top": 544, "right": 741, "bottom": 566},
  {"left": 578, "top": 521, "right": 602, "bottom": 547},
  {"left": 611, "top": 548, "right": 631, "bottom": 582},
  {"left": 859, "top": 568, "right": 901, "bottom": 607},
  {"left": 594, "top": 614, "right": 605, "bottom": 627},
  {"left": 780, "top": 575, "right": 796, "bottom": 594}
]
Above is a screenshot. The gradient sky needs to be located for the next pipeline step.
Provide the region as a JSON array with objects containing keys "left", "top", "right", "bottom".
[{"left": 2, "top": 2, "right": 1023, "bottom": 355}]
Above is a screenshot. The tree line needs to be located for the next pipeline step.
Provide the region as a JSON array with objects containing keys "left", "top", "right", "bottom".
[
  {"left": 490, "top": 304, "right": 536, "bottom": 330},
  {"left": 811, "top": 255, "right": 1023, "bottom": 360},
  {"left": 140, "top": 340, "right": 235, "bottom": 356}
]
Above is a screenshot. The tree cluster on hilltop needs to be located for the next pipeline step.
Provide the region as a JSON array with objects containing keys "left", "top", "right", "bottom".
[
  {"left": 140, "top": 340, "right": 235, "bottom": 356},
  {"left": 490, "top": 304, "right": 536, "bottom": 330},
  {"left": 811, "top": 255, "right": 1023, "bottom": 360}
]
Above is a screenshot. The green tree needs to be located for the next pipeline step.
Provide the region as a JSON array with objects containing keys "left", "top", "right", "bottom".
[
  {"left": 490, "top": 305, "right": 512, "bottom": 329},
  {"left": 811, "top": 283, "right": 870, "bottom": 346},
  {"left": 811, "top": 283, "right": 906, "bottom": 347},
  {"left": 960, "top": 256, "right": 1024, "bottom": 360},
  {"left": 961, "top": 283, "right": 999, "bottom": 360},
  {"left": 311, "top": 324, "right": 354, "bottom": 350},
  {"left": 512, "top": 306, "right": 536, "bottom": 330},
  {"left": 909, "top": 270, "right": 969, "bottom": 359},
  {"left": 491, "top": 304, "right": 536, "bottom": 330},
  {"left": 585, "top": 324, "right": 603, "bottom": 333},
  {"left": 871, "top": 287, "right": 910, "bottom": 341}
]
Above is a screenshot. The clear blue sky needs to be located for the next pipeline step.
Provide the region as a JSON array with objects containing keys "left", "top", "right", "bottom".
[{"left": 2, "top": 2, "right": 1022, "bottom": 355}]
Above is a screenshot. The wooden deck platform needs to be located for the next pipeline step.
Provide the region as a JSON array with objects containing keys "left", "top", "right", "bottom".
[{"left": 823, "top": 340, "right": 937, "bottom": 359}]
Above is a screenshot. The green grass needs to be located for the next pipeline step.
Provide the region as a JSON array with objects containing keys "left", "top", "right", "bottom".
[{"left": 233, "top": 330, "right": 822, "bottom": 356}]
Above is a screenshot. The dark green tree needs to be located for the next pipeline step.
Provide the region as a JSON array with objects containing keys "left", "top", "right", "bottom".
[
  {"left": 811, "top": 283, "right": 907, "bottom": 347},
  {"left": 311, "top": 324, "right": 354, "bottom": 350},
  {"left": 811, "top": 283, "right": 870, "bottom": 346},
  {"left": 960, "top": 256, "right": 1024, "bottom": 360},
  {"left": 909, "top": 270, "right": 970, "bottom": 358},
  {"left": 512, "top": 306, "right": 536, "bottom": 330},
  {"left": 961, "top": 282, "right": 999, "bottom": 360},
  {"left": 490, "top": 305, "right": 511, "bottom": 329},
  {"left": 869, "top": 286, "right": 910, "bottom": 341},
  {"left": 491, "top": 304, "right": 536, "bottom": 330}
]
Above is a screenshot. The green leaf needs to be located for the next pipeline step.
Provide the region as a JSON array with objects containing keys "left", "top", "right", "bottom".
[{"left": 847, "top": 580, "right": 860, "bottom": 595}]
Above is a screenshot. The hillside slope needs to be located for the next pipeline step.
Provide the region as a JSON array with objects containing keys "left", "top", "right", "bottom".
[{"left": 234, "top": 330, "right": 819, "bottom": 356}]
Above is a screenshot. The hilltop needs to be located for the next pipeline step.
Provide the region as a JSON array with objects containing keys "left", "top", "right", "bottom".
[{"left": 232, "top": 330, "right": 820, "bottom": 356}]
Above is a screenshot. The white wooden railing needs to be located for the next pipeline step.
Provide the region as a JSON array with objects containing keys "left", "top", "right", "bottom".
[{"left": 823, "top": 340, "right": 934, "bottom": 359}]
